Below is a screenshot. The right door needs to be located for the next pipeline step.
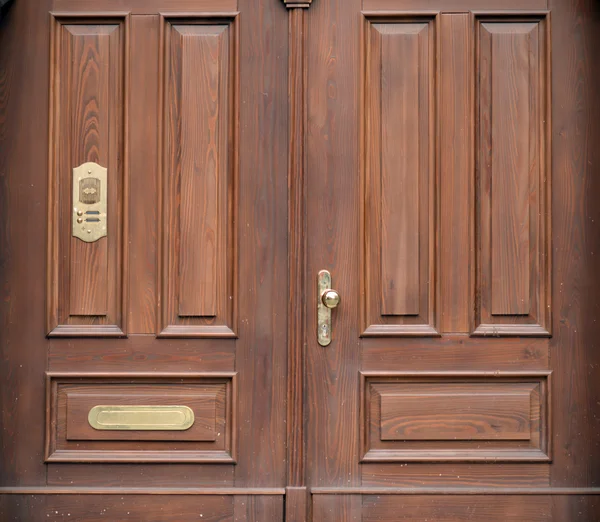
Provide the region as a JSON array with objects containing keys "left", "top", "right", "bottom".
[{"left": 305, "top": 0, "right": 600, "bottom": 519}]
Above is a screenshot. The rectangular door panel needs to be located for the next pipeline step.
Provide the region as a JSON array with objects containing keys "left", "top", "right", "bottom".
[
  {"left": 362, "top": 14, "right": 438, "bottom": 337},
  {"left": 360, "top": 373, "right": 550, "bottom": 462},
  {"left": 160, "top": 15, "right": 238, "bottom": 338},
  {"left": 474, "top": 13, "right": 551, "bottom": 336},
  {"left": 46, "top": 373, "right": 236, "bottom": 462},
  {"left": 48, "top": 15, "right": 128, "bottom": 337}
]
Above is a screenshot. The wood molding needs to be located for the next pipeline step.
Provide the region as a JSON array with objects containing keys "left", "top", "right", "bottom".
[
  {"left": 283, "top": 0, "right": 312, "bottom": 8},
  {"left": 311, "top": 487, "right": 600, "bottom": 495},
  {"left": 0, "top": 487, "right": 285, "bottom": 495},
  {"left": 287, "top": 6, "right": 307, "bottom": 488}
]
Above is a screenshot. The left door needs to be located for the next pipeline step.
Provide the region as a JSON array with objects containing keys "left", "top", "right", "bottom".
[{"left": 0, "top": 0, "right": 289, "bottom": 520}]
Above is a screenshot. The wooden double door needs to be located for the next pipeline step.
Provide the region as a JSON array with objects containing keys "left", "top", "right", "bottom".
[{"left": 1, "top": 0, "right": 600, "bottom": 520}]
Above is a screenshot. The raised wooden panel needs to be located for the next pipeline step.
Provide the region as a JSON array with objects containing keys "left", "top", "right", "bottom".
[
  {"left": 380, "top": 387, "right": 532, "bottom": 441},
  {"left": 474, "top": 13, "right": 551, "bottom": 336},
  {"left": 65, "top": 389, "right": 217, "bottom": 442},
  {"left": 360, "top": 372, "right": 550, "bottom": 462},
  {"left": 48, "top": 15, "right": 128, "bottom": 337},
  {"left": 46, "top": 373, "right": 236, "bottom": 462},
  {"left": 361, "top": 14, "right": 438, "bottom": 337},
  {"left": 160, "top": 14, "right": 238, "bottom": 338}
]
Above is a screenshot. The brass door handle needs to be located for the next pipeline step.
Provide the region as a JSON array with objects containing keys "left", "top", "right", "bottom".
[
  {"left": 318, "top": 270, "right": 340, "bottom": 346},
  {"left": 321, "top": 289, "right": 340, "bottom": 309}
]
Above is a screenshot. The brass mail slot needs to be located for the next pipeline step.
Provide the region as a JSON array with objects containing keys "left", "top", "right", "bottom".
[{"left": 88, "top": 405, "right": 195, "bottom": 431}]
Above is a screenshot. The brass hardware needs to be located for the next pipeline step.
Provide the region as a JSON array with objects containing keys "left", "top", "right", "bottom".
[
  {"left": 88, "top": 405, "right": 195, "bottom": 431},
  {"left": 318, "top": 270, "right": 340, "bottom": 346},
  {"left": 72, "top": 162, "right": 107, "bottom": 243},
  {"left": 322, "top": 289, "right": 340, "bottom": 309}
]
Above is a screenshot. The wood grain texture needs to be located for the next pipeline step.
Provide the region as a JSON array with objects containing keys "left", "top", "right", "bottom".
[
  {"left": 47, "top": 463, "right": 234, "bottom": 488},
  {"left": 439, "top": 14, "right": 472, "bottom": 334},
  {"left": 362, "top": 14, "right": 438, "bottom": 336},
  {"left": 361, "top": 335, "right": 549, "bottom": 371},
  {"left": 177, "top": 25, "right": 223, "bottom": 318},
  {"left": 287, "top": 6, "right": 307, "bottom": 488},
  {"left": 379, "top": 385, "right": 533, "bottom": 441},
  {"left": 362, "top": 463, "right": 549, "bottom": 487},
  {"left": 161, "top": 15, "right": 237, "bottom": 337},
  {"left": 362, "top": 494, "right": 552, "bottom": 521},
  {"left": 361, "top": 373, "right": 549, "bottom": 462},
  {"left": 379, "top": 23, "right": 421, "bottom": 316},
  {"left": 233, "top": 0, "right": 289, "bottom": 489},
  {"left": 285, "top": 487, "right": 308, "bottom": 522},
  {"left": 0, "top": 0, "right": 51, "bottom": 486},
  {"left": 234, "top": 495, "right": 283, "bottom": 522},
  {"left": 49, "top": 335, "right": 236, "bottom": 371},
  {"left": 549, "top": 0, "right": 600, "bottom": 491},
  {"left": 312, "top": 495, "right": 362, "bottom": 522},
  {"left": 1, "top": 0, "right": 288, "bottom": 513},
  {"left": 475, "top": 13, "right": 551, "bottom": 336},
  {"left": 43, "top": 495, "right": 234, "bottom": 522},
  {"left": 128, "top": 15, "right": 159, "bottom": 334},
  {"left": 46, "top": 373, "right": 236, "bottom": 463},
  {"left": 66, "top": 25, "right": 112, "bottom": 317},
  {"left": 48, "top": 15, "right": 128, "bottom": 336},
  {"left": 305, "top": 0, "right": 362, "bottom": 489}
]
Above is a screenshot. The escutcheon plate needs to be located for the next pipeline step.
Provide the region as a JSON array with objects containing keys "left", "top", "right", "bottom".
[{"left": 72, "top": 162, "right": 108, "bottom": 243}]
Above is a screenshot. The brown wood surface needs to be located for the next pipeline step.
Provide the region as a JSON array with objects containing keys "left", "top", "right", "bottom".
[
  {"left": 439, "top": 13, "right": 472, "bottom": 334},
  {"left": 361, "top": 374, "right": 549, "bottom": 462},
  {"left": 65, "top": 389, "right": 218, "bottom": 441},
  {"left": 128, "top": 14, "right": 159, "bottom": 334},
  {"left": 362, "top": 14, "right": 437, "bottom": 336},
  {"left": 304, "top": 0, "right": 599, "bottom": 519},
  {"left": 1, "top": 0, "right": 289, "bottom": 515},
  {"left": 161, "top": 14, "right": 237, "bottom": 337},
  {"left": 475, "top": 13, "right": 551, "bottom": 336},
  {"left": 549, "top": 0, "right": 600, "bottom": 492},
  {"left": 378, "top": 385, "right": 533, "bottom": 441},
  {"left": 0, "top": 0, "right": 51, "bottom": 487},
  {"left": 46, "top": 374, "right": 235, "bottom": 463},
  {"left": 48, "top": 14, "right": 128, "bottom": 336},
  {"left": 1, "top": 0, "right": 600, "bottom": 519}
]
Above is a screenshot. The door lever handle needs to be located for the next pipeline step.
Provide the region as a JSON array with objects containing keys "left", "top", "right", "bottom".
[{"left": 318, "top": 270, "right": 340, "bottom": 346}]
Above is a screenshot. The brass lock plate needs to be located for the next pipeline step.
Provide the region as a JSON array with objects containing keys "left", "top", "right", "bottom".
[
  {"left": 318, "top": 270, "right": 332, "bottom": 346},
  {"left": 72, "top": 162, "right": 107, "bottom": 243}
]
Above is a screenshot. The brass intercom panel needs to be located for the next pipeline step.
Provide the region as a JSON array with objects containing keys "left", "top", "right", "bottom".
[{"left": 72, "top": 162, "right": 107, "bottom": 242}]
